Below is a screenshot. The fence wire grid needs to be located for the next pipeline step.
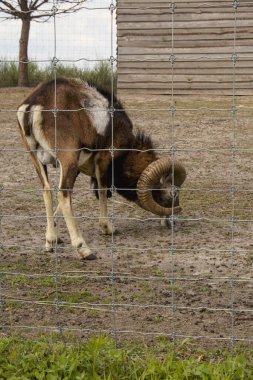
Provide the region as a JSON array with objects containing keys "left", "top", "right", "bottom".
[{"left": 0, "top": 0, "right": 253, "bottom": 349}]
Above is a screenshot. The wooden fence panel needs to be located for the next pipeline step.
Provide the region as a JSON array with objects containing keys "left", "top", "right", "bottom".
[{"left": 117, "top": 0, "right": 253, "bottom": 96}]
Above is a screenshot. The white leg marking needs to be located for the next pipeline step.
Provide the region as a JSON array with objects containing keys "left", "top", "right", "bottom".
[
  {"left": 37, "top": 161, "right": 59, "bottom": 252},
  {"left": 58, "top": 192, "right": 95, "bottom": 259},
  {"left": 58, "top": 163, "right": 95, "bottom": 260}
]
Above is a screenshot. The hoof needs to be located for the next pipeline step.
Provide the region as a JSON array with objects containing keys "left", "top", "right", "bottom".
[
  {"left": 99, "top": 221, "right": 115, "bottom": 235},
  {"left": 76, "top": 244, "right": 97, "bottom": 260},
  {"left": 45, "top": 246, "right": 54, "bottom": 253},
  {"left": 160, "top": 217, "right": 176, "bottom": 229},
  {"left": 45, "top": 237, "right": 64, "bottom": 252}
]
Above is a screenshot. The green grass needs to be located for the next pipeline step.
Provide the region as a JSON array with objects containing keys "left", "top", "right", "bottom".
[
  {"left": 0, "top": 335, "right": 252, "bottom": 379},
  {"left": 3, "top": 274, "right": 100, "bottom": 304},
  {"left": 0, "top": 60, "right": 116, "bottom": 93}
]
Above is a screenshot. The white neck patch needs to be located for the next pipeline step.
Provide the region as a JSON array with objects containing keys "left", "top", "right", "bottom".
[{"left": 81, "top": 82, "right": 110, "bottom": 136}]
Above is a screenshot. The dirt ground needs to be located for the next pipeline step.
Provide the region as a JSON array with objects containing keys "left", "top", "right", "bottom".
[{"left": 0, "top": 87, "right": 253, "bottom": 349}]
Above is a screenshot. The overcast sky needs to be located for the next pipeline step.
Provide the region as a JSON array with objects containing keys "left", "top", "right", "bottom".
[{"left": 0, "top": 0, "right": 116, "bottom": 68}]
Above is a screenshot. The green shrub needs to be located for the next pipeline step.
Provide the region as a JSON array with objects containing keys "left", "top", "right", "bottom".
[
  {"left": 0, "top": 59, "right": 116, "bottom": 93},
  {"left": 0, "top": 61, "right": 19, "bottom": 87}
]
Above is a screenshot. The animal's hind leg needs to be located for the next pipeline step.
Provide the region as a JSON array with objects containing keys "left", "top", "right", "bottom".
[
  {"left": 17, "top": 125, "right": 60, "bottom": 252},
  {"left": 42, "top": 165, "right": 63, "bottom": 251},
  {"left": 58, "top": 158, "right": 96, "bottom": 260},
  {"left": 29, "top": 159, "right": 60, "bottom": 251}
]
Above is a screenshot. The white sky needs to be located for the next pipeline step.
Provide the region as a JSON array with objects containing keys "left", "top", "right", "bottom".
[{"left": 0, "top": 0, "right": 117, "bottom": 68}]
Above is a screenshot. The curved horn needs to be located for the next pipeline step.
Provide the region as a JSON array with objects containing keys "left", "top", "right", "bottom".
[{"left": 137, "top": 157, "right": 186, "bottom": 216}]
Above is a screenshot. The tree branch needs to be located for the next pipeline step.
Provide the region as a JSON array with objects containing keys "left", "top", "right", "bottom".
[
  {"left": 0, "top": 0, "right": 19, "bottom": 13},
  {"left": 0, "top": 0, "right": 87, "bottom": 20},
  {"left": 30, "top": 0, "right": 48, "bottom": 10}
]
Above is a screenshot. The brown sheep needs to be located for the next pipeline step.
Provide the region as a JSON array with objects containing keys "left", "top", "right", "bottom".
[{"left": 17, "top": 77, "right": 186, "bottom": 259}]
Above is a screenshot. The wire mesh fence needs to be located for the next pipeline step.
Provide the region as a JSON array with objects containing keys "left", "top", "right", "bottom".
[{"left": 0, "top": 0, "right": 253, "bottom": 350}]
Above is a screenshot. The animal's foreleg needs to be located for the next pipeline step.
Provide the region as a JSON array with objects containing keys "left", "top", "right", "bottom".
[
  {"left": 58, "top": 160, "right": 95, "bottom": 259},
  {"left": 98, "top": 187, "right": 114, "bottom": 235},
  {"left": 95, "top": 162, "right": 115, "bottom": 235},
  {"left": 58, "top": 191, "right": 95, "bottom": 259}
]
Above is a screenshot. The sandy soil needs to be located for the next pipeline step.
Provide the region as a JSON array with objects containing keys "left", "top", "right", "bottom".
[{"left": 0, "top": 87, "right": 253, "bottom": 348}]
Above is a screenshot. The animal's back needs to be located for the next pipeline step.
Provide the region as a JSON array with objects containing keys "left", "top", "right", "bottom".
[{"left": 17, "top": 77, "right": 134, "bottom": 153}]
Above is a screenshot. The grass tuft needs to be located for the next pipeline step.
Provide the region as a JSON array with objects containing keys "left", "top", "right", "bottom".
[{"left": 0, "top": 335, "right": 252, "bottom": 379}]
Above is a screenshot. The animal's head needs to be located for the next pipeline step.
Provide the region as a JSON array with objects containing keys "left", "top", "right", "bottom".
[
  {"left": 102, "top": 129, "right": 186, "bottom": 216},
  {"left": 152, "top": 174, "right": 180, "bottom": 209},
  {"left": 136, "top": 157, "right": 186, "bottom": 217}
]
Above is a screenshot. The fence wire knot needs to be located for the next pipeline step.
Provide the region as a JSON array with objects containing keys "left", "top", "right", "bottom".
[
  {"left": 169, "top": 246, "right": 176, "bottom": 255},
  {"left": 231, "top": 54, "right": 237, "bottom": 65},
  {"left": 52, "top": 107, "right": 59, "bottom": 117},
  {"left": 109, "top": 55, "right": 116, "bottom": 65},
  {"left": 230, "top": 247, "right": 237, "bottom": 256},
  {"left": 51, "top": 6, "right": 58, "bottom": 16},
  {"left": 110, "top": 185, "right": 117, "bottom": 195},
  {"left": 109, "top": 146, "right": 115, "bottom": 157},
  {"left": 230, "top": 186, "right": 237, "bottom": 197},
  {"left": 109, "top": 106, "right": 115, "bottom": 117},
  {"left": 54, "top": 298, "right": 62, "bottom": 307},
  {"left": 52, "top": 57, "right": 59, "bottom": 67},
  {"left": 170, "top": 105, "right": 176, "bottom": 115},
  {"left": 52, "top": 185, "right": 59, "bottom": 193},
  {"left": 172, "top": 304, "right": 177, "bottom": 312},
  {"left": 169, "top": 214, "right": 177, "bottom": 226},
  {"left": 170, "top": 145, "right": 177, "bottom": 155},
  {"left": 57, "top": 324, "right": 64, "bottom": 334},
  {"left": 231, "top": 145, "right": 237, "bottom": 157},
  {"left": 169, "top": 54, "right": 176, "bottom": 65},
  {"left": 233, "top": 0, "right": 239, "bottom": 10},
  {"left": 230, "top": 216, "right": 237, "bottom": 225},
  {"left": 231, "top": 105, "right": 237, "bottom": 116},
  {"left": 109, "top": 3, "right": 116, "bottom": 13},
  {"left": 170, "top": 2, "right": 176, "bottom": 14}
]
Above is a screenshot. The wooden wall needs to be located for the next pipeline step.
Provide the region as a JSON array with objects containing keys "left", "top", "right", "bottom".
[{"left": 116, "top": 0, "right": 253, "bottom": 95}]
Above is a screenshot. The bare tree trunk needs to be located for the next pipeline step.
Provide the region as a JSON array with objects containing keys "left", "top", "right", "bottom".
[{"left": 18, "top": 17, "right": 30, "bottom": 87}]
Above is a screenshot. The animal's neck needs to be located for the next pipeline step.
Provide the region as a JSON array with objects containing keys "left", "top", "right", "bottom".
[{"left": 112, "top": 150, "right": 158, "bottom": 202}]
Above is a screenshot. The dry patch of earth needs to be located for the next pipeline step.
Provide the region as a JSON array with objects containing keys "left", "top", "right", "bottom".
[{"left": 0, "top": 87, "right": 253, "bottom": 349}]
